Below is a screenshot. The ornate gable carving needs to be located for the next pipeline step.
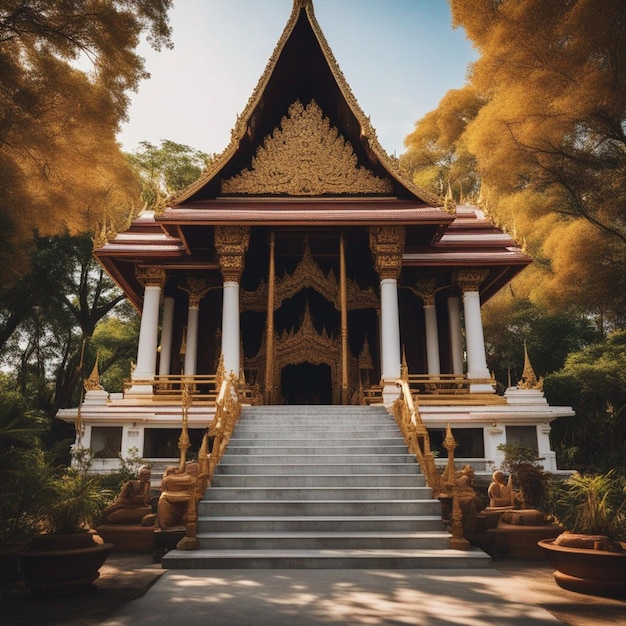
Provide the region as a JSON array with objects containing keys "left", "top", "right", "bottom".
[{"left": 221, "top": 100, "right": 393, "bottom": 196}]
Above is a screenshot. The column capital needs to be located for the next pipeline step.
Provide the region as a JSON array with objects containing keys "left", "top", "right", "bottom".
[
  {"left": 180, "top": 277, "right": 210, "bottom": 308},
  {"left": 369, "top": 225, "right": 405, "bottom": 280},
  {"left": 136, "top": 266, "right": 166, "bottom": 288},
  {"left": 215, "top": 225, "right": 250, "bottom": 282},
  {"left": 414, "top": 277, "right": 437, "bottom": 306},
  {"left": 457, "top": 269, "right": 489, "bottom": 294}
]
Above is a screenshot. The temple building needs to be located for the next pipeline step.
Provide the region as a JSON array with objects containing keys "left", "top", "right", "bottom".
[{"left": 58, "top": 0, "right": 573, "bottom": 474}]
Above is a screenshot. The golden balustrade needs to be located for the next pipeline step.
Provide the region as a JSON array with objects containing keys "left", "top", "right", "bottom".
[
  {"left": 393, "top": 379, "right": 470, "bottom": 550},
  {"left": 207, "top": 374, "right": 242, "bottom": 481},
  {"left": 172, "top": 373, "right": 242, "bottom": 550}
]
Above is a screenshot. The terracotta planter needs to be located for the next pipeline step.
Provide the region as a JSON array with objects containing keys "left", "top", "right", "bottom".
[
  {"left": 538, "top": 538, "right": 626, "bottom": 597},
  {"left": 20, "top": 531, "right": 113, "bottom": 594}
]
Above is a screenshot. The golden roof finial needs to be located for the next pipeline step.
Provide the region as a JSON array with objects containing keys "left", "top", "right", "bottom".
[
  {"left": 443, "top": 183, "right": 456, "bottom": 215},
  {"left": 518, "top": 341, "right": 543, "bottom": 390},
  {"left": 83, "top": 355, "right": 104, "bottom": 391}
]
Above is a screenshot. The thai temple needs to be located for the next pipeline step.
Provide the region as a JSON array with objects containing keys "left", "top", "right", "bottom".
[{"left": 58, "top": 0, "right": 573, "bottom": 478}]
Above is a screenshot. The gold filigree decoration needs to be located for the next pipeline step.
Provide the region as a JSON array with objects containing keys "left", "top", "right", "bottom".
[
  {"left": 456, "top": 269, "right": 489, "bottom": 293},
  {"left": 413, "top": 278, "right": 438, "bottom": 306},
  {"left": 221, "top": 100, "right": 393, "bottom": 196},
  {"left": 215, "top": 226, "right": 250, "bottom": 282},
  {"left": 358, "top": 338, "right": 373, "bottom": 371},
  {"left": 240, "top": 238, "right": 379, "bottom": 312},
  {"left": 369, "top": 225, "right": 405, "bottom": 280},
  {"left": 180, "top": 278, "right": 210, "bottom": 308},
  {"left": 136, "top": 266, "right": 166, "bottom": 287}
]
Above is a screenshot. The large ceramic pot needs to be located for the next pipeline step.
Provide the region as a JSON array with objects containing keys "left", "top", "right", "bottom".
[
  {"left": 538, "top": 538, "right": 626, "bottom": 597},
  {"left": 20, "top": 531, "right": 113, "bottom": 594}
]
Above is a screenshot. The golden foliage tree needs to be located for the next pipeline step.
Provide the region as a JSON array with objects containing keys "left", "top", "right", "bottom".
[
  {"left": 403, "top": 0, "right": 626, "bottom": 327},
  {"left": 0, "top": 0, "right": 173, "bottom": 282}
]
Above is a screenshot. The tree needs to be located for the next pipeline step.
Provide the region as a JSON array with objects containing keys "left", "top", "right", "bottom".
[
  {"left": 483, "top": 296, "right": 598, "bottom": 391},
  {"left": 451, "top": 0, "right": 626, "bottom": 245},
  {"left": 128, "top": 140, "right": 213, "bottom": 209},
  {"left": 403, "top": 0, "right": 626, "bottom": 329},
  {"left": 0, "top": 234, "right": 130, "bottom": 414},
  {"left": 402, "top": 86, "right": 482, "bottom": 201},
  {"left": 0, "top": 0, "right": 173, "bottom": 282},
  {"left": 545, "top": 331, "right": 626, "bottom": 472}
]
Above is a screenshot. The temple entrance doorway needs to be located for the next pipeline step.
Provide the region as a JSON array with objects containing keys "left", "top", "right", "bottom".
[{"left": 280, "top": 362, "right": 332, "bottom": 405}]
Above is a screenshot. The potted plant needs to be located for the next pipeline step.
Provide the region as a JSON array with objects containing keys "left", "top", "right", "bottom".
[
  {"left": 19, "top": 453, "right": 115, "bottom": 594},
  {"left": 539, "top": 470, "right": 626, "bottom": 597}
]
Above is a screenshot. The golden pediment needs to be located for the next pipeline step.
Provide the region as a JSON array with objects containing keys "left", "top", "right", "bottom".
[{"left": 221, "top": 100, "right": 393, "bottom": 196}]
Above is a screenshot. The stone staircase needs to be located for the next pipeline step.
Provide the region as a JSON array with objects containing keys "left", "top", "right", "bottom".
[{"left": 162, "top": 405, "right": 491, "bottom": 569}]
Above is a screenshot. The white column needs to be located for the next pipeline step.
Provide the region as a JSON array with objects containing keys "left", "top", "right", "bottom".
[
  {"left": 128, "top": 279, "right": 162, "bottom": 395},
  {"left": 380, "top": 278, "right": 401, "bottom": 405},
  {"left": 370, "top": 226, "right": 405, "bottom": 406},
  {"left": 423, "top": 303, "right": 441, "bottom": 376},
  {"left": 215, "top": 226, "right": 249, "bottom": 382},
  {"left": 221, "top": 281, "right": 240, "bottom": 377},
  {"left": 460, "top": 274, "right": 494, "bottom": 393},
  {"left": 447, "top": 296, "right": 464, "bottom": 375},
  {"left": 158, "top": 296, "right": 175, "bottom": 376},
  {"left": 184, "top": 304, "right": 199, "bottom": 376}
]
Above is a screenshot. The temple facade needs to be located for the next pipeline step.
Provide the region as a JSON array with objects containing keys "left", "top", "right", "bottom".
[{"left": 58, "top": 0, "right": 573, "bottom": 474}]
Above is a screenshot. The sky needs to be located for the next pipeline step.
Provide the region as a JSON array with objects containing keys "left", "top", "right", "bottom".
[{"left": 117, "top": 0, "right": 478, "bottom": 158}]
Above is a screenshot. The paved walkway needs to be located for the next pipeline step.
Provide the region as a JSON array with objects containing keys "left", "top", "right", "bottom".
[{"left": 2, "top": 553, "right": 625, "bottom": 625}]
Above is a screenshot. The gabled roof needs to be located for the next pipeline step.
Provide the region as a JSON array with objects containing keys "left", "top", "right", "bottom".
[{"left": 163, "top": 0, "right": 441, "bottom": 210}]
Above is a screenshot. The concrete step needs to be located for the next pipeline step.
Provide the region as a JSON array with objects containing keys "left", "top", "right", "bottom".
[
  {"left": 214, "top": 462, "right": 421, "bottom": 475},
  {"left": 218, "top": 453, "right": 416, "bottom": 465},
  {"left": 223, "top": 444, "right": 410, "bottom": 455},
  {"left": 162, "top": 547, "right": 492, "bottom": 570},
  {"left": 161, "top": 405, "right": 490, "bottom": 571},
  {"left": 199, "top": 499, "right": 442, "bottom": 517},
  {"left": 205, "top": 486, "right": 433, "bottom": 501},
  {"left": 198, "top": 515, "right": 444, "bottom": 533},
  {"left": 196, "top": 531, "right": 452, "bottom": 550},
  {"left": 211, "top": 473, "right": 425, "bottom": 488},
  {"left": 228, "top": 434, "right": 403, "bottom": 445}
]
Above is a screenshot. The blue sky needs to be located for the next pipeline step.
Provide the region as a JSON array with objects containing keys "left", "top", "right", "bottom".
[{"left": 117, "top": 0, "right": 477, "bottom": 157}]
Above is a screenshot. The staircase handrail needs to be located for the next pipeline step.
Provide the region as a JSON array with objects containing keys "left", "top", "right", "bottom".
[
  {"left": 394, "top": 379, "right": 471, "bottom": 550},
  {"left": 208, "top": 373, "right": 242, "bottom": 481},
  {"left": 175, "top": 373, "right": 241, "bottom": 550},
  {"left": 393, "top": 379, "right": 442, "bottom": 494}
]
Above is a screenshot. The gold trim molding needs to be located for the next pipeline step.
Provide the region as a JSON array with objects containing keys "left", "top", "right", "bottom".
[
  {"left": 457, "top": 269, "right": 489, "bottom": 293},
  {"left": 180, "top": 278, "right": 210, "bottom": 308},
  {"left": 215, "top": 226, "right": 250, "bottom": 282},
  {"left": 221, "top": 100, "right": 392, "bottom": 196},
  {"left": 136, "top": 266, "right": 166, "bottom": 287},
  {"left": 369, "top": 225, "right": 405, "bottom": 280}
]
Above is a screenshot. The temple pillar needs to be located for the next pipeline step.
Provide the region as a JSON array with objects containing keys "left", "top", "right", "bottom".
[
  {"left": 180, "top": 278, "right": 209, "bottom": 376},
  {"left": 158, "top": 296, "right": 175, "bottom": 376},
  {"left": 415, "top": 279, "right": 440, "bottom": 376},
  {"left": 127, "top": 267, "right": 165, "bottom": 396},
  {"left": 447, "top": 296, "right": 464, "bottom": 375},
  {"left": 458, "top": 269, "right": 494, "bottom": 393},
  {"left": 370, "top": 226, "right": 405, "bottom": 405},
  {"left": 215, "top": 226, "right": 250, "bottom": 379}
]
